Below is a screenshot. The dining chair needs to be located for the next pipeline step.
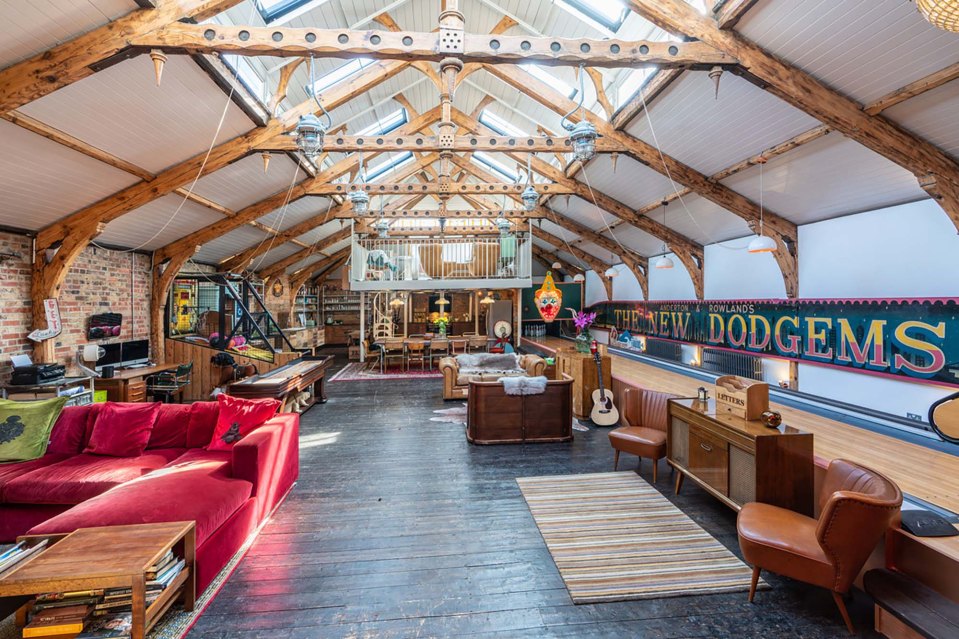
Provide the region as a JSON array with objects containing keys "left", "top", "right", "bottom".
[
  {"left": 405, "top": 340, "right": 426, "bottom": 371},
  {"left": 379, "top": 338, "right": 405, "bottom": 373},
  {"left": 428, "top": 338, "right": 449, "bottom": 369}
]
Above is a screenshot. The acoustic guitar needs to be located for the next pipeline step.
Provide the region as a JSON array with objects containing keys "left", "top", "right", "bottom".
[{"left": 589, "top": 340, "right": 620, "bottom": 426}]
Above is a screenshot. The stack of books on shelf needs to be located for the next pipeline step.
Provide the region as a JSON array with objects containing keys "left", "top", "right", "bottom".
[
  {"left": 0, "top": 540, "right": 48, "bottom": 578},
  {"left": 20, "top": 550, "right": 185, "bottom": 638}
]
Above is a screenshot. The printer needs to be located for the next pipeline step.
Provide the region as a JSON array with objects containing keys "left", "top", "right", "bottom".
[{"left": 11, "top": 363, "right": 66, "bottom": 386}]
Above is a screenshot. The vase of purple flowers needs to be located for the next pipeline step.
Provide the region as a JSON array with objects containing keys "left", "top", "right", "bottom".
[{"left": 567, "top": 308, "right": 597, "bottom": 353}]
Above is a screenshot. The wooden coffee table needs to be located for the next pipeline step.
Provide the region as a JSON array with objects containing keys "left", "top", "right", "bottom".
[{"left": 0, "top": 521, "right": 196, "bottom": 639}]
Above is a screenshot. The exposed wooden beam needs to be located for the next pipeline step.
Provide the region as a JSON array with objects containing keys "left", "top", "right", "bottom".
[
  {"left": 268, "top": 58, "right": 305, "bottom": 116},
  {"left": 584, "top": 68, "right": 615, "bottom": 120},
  {"left": 0, "top": 0, "right": 244, "bottom": 112},
  {"left": 864, "top": 61, "right": 959, "bottom": 115},
  {"left": 481, "top": 63, "right": 793, "bottom": 298},
  {"left": 2, "top": 110, "right": 155, "bottom": 181},
  {"left": 258, "top": 226, "right": 352, "bottom": 281},
  {"left": 256, "top": 132, "right": 624, "bottom": 153},
  {"left": 535, "top": 229, "right": 613, "bottom": 299},
  {"left": 311, "top": 182, "right": 575, "bottom": 196},
  {"left": 337, "top": 207, "right": 545, "bottom": 219},
  {"left": 714, "top": 0, "right": 761, "bottom": 29},
  {"left": 532, "top": 245, "right": 584, "bottom": 275},
  {"left": 625, "top": 0, "right": 959, "bottom": 231},
  {"left": 293, "top": 250, "right": 349, "bottom": 292},
  {"left": 309, "top": 252, "right": 351, "bottom": 286},
  {"left": 133, "top": 23, "right": 737, "bottom": 69}
]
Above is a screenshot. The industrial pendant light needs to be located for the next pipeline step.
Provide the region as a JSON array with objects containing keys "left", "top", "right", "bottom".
[
  {"left": 655, "top": 199, "right": 674, "bottom": 269},
  {"left": 436, "top": 291, "right": 450, "bottom": 307},
  {"left": 294, "top": 56, "right": 333, "bottom": 159},
  {"left": 748, "top": 157, "right": 777, "bottom": 254},
  {"left": 348, "top": 153, "right": 370, "bottom": 215},
  {"left": 495, "top": 210, "right": 511, "bottom": 235},
  {"left": 389, "top": 295, "right": 405, "bottom": 308},
  {"left": 551, "top": 261, "right": 563, "bottom": 270},
  {"left": 561, "top": 65, "right": 601, "bottom": 163},
  {"left": 521, "top": 154, "right": 540, "bottom": 211},
  {"left": 373, "top": 199, "right": 389, "bottom": 238},
  {"left": 572, "top": 273, "right": 585, "bottom": 282},
  {"left": 917, "top": 0, "right": 959, "bottom": 32},
  {"left": 480, "top": 291, "right": 495, "bottom": 305},
  {"left": 604, "top": 267, "right": 619, "bottom": 278}
]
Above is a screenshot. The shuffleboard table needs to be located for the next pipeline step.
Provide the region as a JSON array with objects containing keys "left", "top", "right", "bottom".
[{"left": 227, "top": 355, "right": 333, "bottom": 413}]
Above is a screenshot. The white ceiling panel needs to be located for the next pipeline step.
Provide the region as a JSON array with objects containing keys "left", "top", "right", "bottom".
[
  {"left": 625, "top": 72, "right": 821, "bottom": 176},
  {"left": 883, "top": 79, "right": 959, "bottom": 162},
  {"left": 194, "top": 226, "right": 268, "bottom": 265},
  {"left": 577, "top": 154, "right": 676, "bottom": 209},
  {"left": 0, "top": 119, "right": 139, "bottom": 231},
  {"left": 0, "top": 0, "right": 134, "bottom": 67},
  {"left": 576, "top": 240, "right": 616, "bottom": 263},
  {"left": 249, "top": 242, "right": 302, "bottom": 270},
  {"left": 656, "top": 194, "right": 753, "bottom": 246},
  {"left": 96, "top": 194, "right": 223, "bottom": 251},
  {"left": 258, "top": 196, "right": 334, "bottom": 232},
  {"left": 536, "top": 219, "right": 580, "bottom": 243},
  {"left": 296, "top": 220, "right": 343, "bottom": 246},
  {"left": 603, "top": 223, "right": 663, "bottom": 258},
  {"left": 19, "top": 55, "right": 255, "bottom": 174},
  {"left": 545, "top": 195, "right": 619, "bottom": 230},
  {"left": 722, "top": 132, "right": 927, "bottom": 225},
  {"left": 736, "top": 0, "right": 959, "bottom": 104},
  {"left": 192, "top": 154, "right": 299, "bottom": 212}
]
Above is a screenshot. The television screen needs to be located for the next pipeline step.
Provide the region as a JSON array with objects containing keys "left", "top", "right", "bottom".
[
  {"left": 88, "top": 312, "right": 122, "bottom": 339},
  {"left": 95, "top": 343, "right": 122, "bottom": 370},
  {"left": 121, "top": 340, "right": 150, "bottom": 365}
]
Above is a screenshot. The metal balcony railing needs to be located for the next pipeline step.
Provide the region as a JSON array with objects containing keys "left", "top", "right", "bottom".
[{"left": 350, "top": 232, "right": 532, "bottom": 289}]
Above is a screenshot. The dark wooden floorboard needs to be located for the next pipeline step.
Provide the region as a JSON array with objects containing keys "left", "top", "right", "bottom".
[{"left": 187, "top": 352, "right": 877, "bottom": 638}]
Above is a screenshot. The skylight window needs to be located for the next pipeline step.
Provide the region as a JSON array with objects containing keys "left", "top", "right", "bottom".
[
  {"left": 356, "top": 109, "right": 408, "bottom": 137},
  {"left": 221, "top": 54, "right": 268, "bottom": 105},
  {"left": 256, "top": 0, "right": 323, "bottom": 23},
  {"left": 520, "top": 64, "right": 577, "bottom": 99},
  {"left": 473, "top": 152, "right": 520, "bottom": 183},
  {"left": 478, "top": 110, "right": 527, "bottom": 137},
  {"left": 616, "top": 68, "right": 655, "bottom": 108},
  {"left": 307, "top": 58, "right": 373, "bottom": 96},
  {"left": 366, "top": 152, "right": 414, "bottom": 182},
  {"left": 556, "top": 0, "right": 629, "bottom": 33}
]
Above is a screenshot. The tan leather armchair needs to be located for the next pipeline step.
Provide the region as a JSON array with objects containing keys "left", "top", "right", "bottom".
[
  {"left": 737, "top": 459, "right": 902, "bottom": 634},
  {"left": 439, "top": 354, "right": 546, "bottom": 400},
  {"left": 607, "top": 387, "right": 677, "bottom": 482}
]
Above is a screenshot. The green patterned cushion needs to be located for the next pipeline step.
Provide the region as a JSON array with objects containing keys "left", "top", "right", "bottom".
[{"left": 0, "top": 397, "right": 68, "bottom": 463}]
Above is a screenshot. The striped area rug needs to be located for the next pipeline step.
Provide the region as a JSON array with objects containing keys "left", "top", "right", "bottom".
[{"left": 517, "top": 471, "right": 767, "bottom": 604}]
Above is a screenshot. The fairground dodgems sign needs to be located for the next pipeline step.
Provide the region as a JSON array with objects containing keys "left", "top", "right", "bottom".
[{"left": 589, "top": 299, "right": 959, "bottom": 388}]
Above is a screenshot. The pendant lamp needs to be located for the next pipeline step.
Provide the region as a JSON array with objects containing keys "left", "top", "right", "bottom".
[
  {"left": 917, "top": 0, "right": 959, "bottom": 32},
  {"left": 561, "top": 65, "right": 601, "bottom": 163},
  {"left": 748, "top": 157, "right": 777, "bottom": 254},
  {"left": 572, "top": 273, "right": 585, "bottom": 282},
  {"left": 655, "top": 199, "right": 674, "bottom": 269}
]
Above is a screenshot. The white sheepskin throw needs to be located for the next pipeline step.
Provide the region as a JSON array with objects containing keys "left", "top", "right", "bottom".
[
  {"left": 456, "top": 353, "right": 519, "bottom": 370},
  {"left": 500, "top": 375, "right": 548, "bottom": 396}
]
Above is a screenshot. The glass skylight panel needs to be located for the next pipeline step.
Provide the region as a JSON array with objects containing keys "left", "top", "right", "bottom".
[
  {"left": 356, "top": 109, "right": 408, "bottom": 137},
  {"left": 520, "top": 64, "right": 577, "bottom": 99},
  {"left": 473, "top": 152, "right": 520, "bottom": 183},
  {"left": 478, "top": 110, "right": 528, "bottom": 137},
  {"left": 256, "top": 0, "right": 324, "bottom": 23},
  {"left": 556, "top": 0, "right": 629, "bottom": 33},
  {"left": 221, "top": 54, "right": 268, "bottom": 105},
  {"left": 616, "top": 67, "right": 655, "bottom": 108},
  {"left": 366, "top": 152, "right": 414, "bottom": 182},
  {"left": 307, "top": 58, "right": 373, "bottom": 96}
]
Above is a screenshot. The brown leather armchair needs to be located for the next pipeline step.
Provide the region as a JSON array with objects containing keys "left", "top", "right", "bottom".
[
  {"left": 607, "top": 387, "right": 676, "bottom": 482},
  {"left": 738, "top": 459, "right": 902, "bottom": 634}
]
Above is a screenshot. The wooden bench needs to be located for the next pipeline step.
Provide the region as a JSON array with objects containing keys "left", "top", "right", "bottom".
[{"left": 864, "top": 569, "right": 959, "bottom": 639}]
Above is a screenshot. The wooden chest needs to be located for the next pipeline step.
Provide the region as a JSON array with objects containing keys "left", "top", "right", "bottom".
[
  {"left": 668, "top": 397, "right": 814, "bottom": 516},
  {"left": 556, "top": 350, "right": 612, "bottom": 420}
]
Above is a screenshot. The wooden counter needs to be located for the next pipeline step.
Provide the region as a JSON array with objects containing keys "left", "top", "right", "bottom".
[
  {"left": 324, "top": 324, "right": 356, "bottom": 345},
  {"left": 97, "top": 364, "right": 182, "bottom": 402}
]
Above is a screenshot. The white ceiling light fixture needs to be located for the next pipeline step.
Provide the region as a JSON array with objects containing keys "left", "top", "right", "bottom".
[
  {"left": 748, "top": 157, "right": 777, "bottom": 254},
  {"left": 347, "top": 153, "right": 370, "bottom": 215},
  {"left": 573, "top": 273, "right": 585, "bottom": 282},
  {"left": 561, "top": 64, "right": 601, "bottom": 163},
  {"left": 521, "top": 154, "right": 540, "bottom": 211},
  {"left": 551, "top": 261, "right": 563, "bottom": 270},
  {"left": 436, "top": 292, "right": 450, "bottom": 307},
  {"left": 655, "top": 199, "right": 674, "bottom": 269},
  {"left": 605, "top": 267, "right": 619, "bottom": 278}
]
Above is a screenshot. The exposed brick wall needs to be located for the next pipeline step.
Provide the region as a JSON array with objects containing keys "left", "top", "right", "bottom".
[{"left": 0, "top": 230, "right": 152, "bottom": 380}]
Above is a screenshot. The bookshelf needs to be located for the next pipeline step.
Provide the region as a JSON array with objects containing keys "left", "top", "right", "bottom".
[
  {"left": 321, "top": 285, "right": 368, "bottom": 345},
  {"left": 294, "top": 285, "right": 320, "bottom": 328}
]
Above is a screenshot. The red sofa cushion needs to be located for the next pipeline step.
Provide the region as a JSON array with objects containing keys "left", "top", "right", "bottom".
[
  {"left": 186, "top": 402, "right": 219, "bottom": 448},
  {"left": 85, "top": 402, "right": 160, "bottom": 457},
  {"left": 148, "top": 404, "right": 191, "bottom": 449},
  {"left": 3, "top": 449, "right": 185, "bottom": 505},
  {"left": 29, "top": 456, "right": 253, "bottom": 546},
  {"left": 47, "top": 406, "right": 92, "bottom": 455},
  {"left": 207, "top": 395, "right": 280, "bottom": 451},
  {"left": 0, "top": 453, "right": 72, "bottom": 502}
]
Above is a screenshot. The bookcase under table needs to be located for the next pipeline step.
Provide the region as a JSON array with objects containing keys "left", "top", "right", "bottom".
[{"left": 0, "top": 521, "right": 196, "bottom": 639}]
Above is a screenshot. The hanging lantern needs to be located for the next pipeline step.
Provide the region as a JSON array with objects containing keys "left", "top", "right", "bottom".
[
  {"left": 655, "top": 255, "right": 674, "bottom": 270},
  {"left": 748, "top": 156, "right": 777, "bottom": 254},
  {"left": 495, "top": 215, "right": 511, "bottom": 235},
  {"left": 604, "top": 267, "right": 619, "bottom": 278},
  {"left": 917, "top": 0, "right": 959, "bottom": 32},
  {"left": 436, "top": 293, "right": 450, "bottom": 307},
  {"left": 389, "top": 296, "right": 405, "bottom": 308},
  {"left": 534, "top": 271, "right": 563, "bottom": 323},
  {"left": 348, "top": 189, "right": 370, "bottom": 215},
  {"left": 572, "top": 273, "right": 585, "bottom": 282},
  {"left": 480, "top": 293, "right": 496, "bottom": 305},
  {"left": 566, "top": 120, "right": 600, "bottom": 163},
  {"left": 521, "top": 184, "right": 540, "bottom": 212},
  {"left": 294, "top": 113, "right": 326, "bottom": 158},
  {"left": 373, "top": 217, "right": 390, "bottom": 238}
]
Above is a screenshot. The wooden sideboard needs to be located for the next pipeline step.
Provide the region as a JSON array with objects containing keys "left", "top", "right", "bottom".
[
  {"left": 556, "top": 349, "right": 611, "bottom": 420},
  {"left": 668, "top": 397, "right": 815, "bottom": 516}
]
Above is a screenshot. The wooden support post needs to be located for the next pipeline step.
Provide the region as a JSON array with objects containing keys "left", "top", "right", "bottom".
[{"left": 149, "top": 252, "right": 192, "bottom": 366}]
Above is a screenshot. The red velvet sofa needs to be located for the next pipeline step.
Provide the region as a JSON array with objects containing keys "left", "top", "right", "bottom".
[{"left": 0, "top": 402, "right": 298, "bottom": 593}]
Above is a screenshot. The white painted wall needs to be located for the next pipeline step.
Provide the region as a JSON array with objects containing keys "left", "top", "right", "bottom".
[
  {"left": 704, "top": 238, "right": 786, "bottom": 299},
  {"left": 610, "top": 263, "right": 645, "bottom": 300},
  {"left": 584, "top": 270, "right": 609, "bottom": 306},
  {"left": 648, "top": 253, "right": 696, "bottom": 300}
]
